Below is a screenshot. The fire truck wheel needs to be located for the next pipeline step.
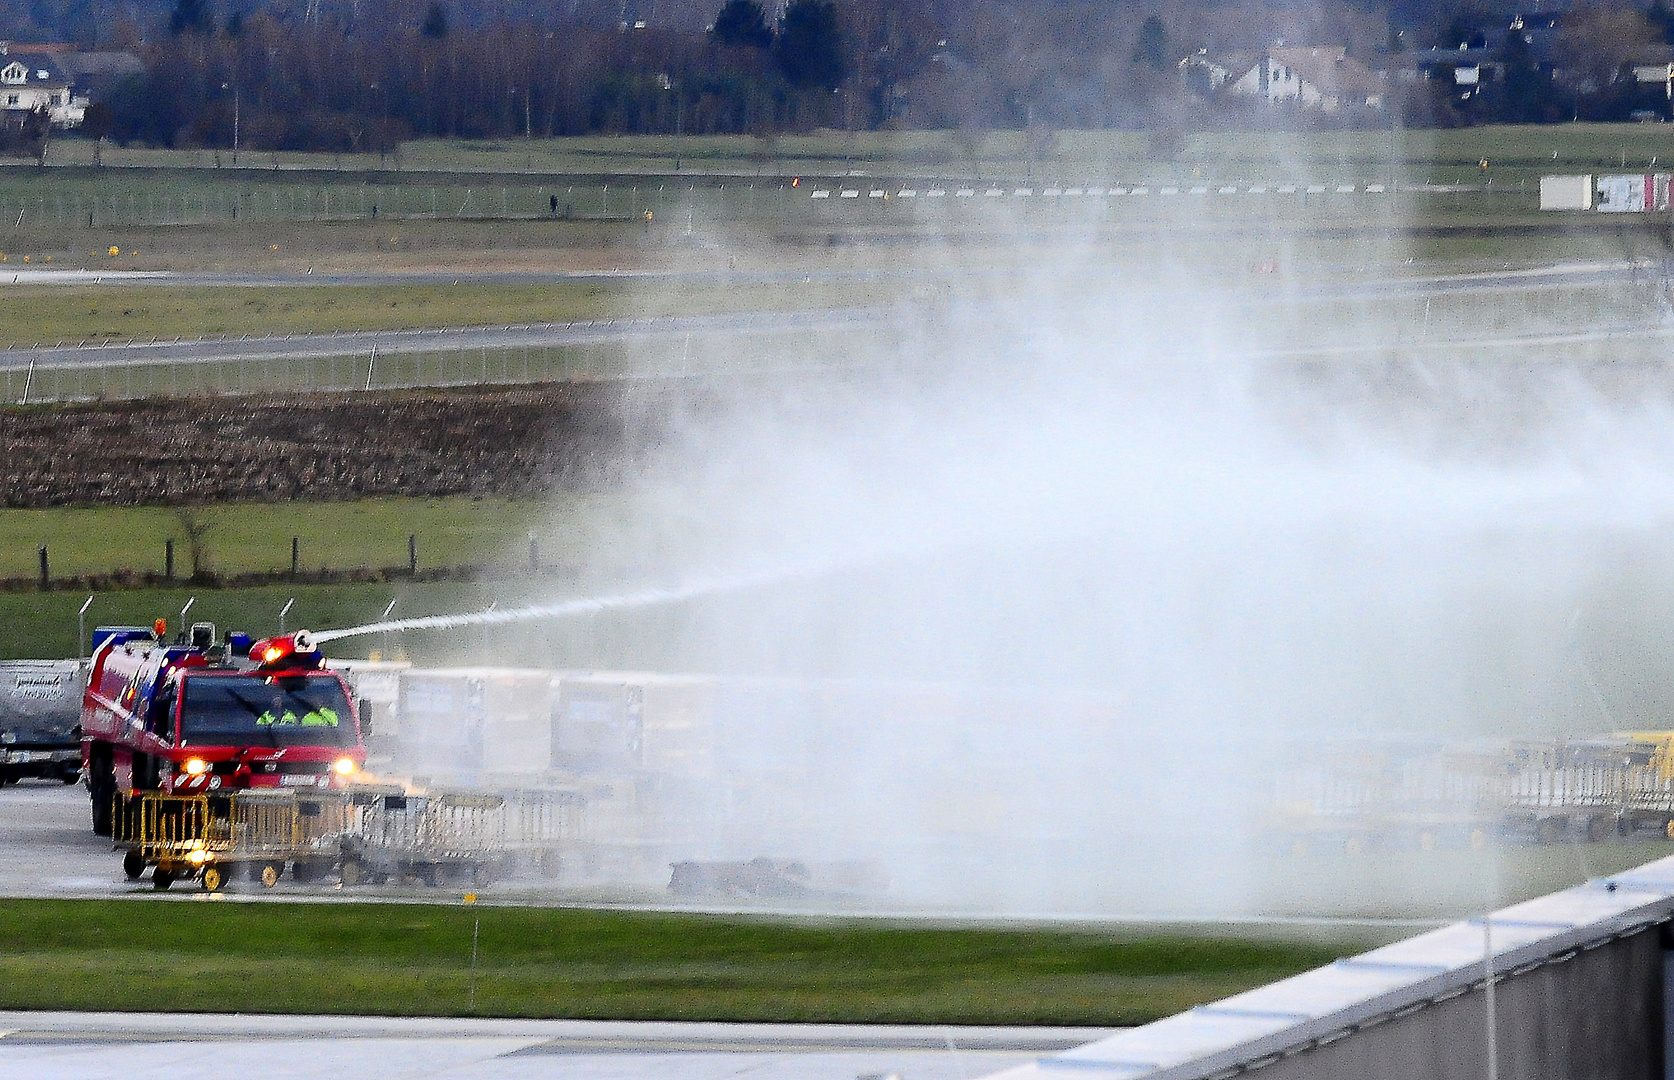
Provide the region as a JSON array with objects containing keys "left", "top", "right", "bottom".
[
  {"left": 291, "top": 861, "right": 317, "bottom": 883},
  {"left": 260, "top": 863, "right": 281, "bottom": 888},
  {"left": 202, "top": 866, "right": 224, "bottom": 892},
  {"left": 122, "top": 850, "right": 144, "bottom": 880},
  {"left": 340, "top": 858, "right": 364, "bottom": 887},
  {"left": 152, "top": 867, "right": 175, "bottom": 890},
  {"left": 89, "top": 750, "right": 115, "bottom": 838}
]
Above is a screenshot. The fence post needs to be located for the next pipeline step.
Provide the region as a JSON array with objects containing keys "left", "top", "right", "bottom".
[
  {"left": 291, "top": 536, "right": 299, "bottom": 578},
  {"left": 165, "top": 539, "right": 174, "bottom": 581},
  {"left": 37, "top": 545, "right": 48, "bottom": 589},
  {"left": 528, "top": 532, "right": 539, "bottom": 573},
  {"left": 408, "top": 534, "right": 417, "bottom": 575}
]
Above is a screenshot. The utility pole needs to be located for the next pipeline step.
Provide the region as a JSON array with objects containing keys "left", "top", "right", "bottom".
[{"left": 221, "top": 82, "right": 240, "bottom": 164}]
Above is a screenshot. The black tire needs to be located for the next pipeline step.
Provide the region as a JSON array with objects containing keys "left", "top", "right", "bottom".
[
  {"left": 152, "top": 866, "right": 175, "bottom": 890},
  {"left": 89, "top": 746, "right": 114, "bottom": 838},
  {"left": 122, "top": 849, "right": 145, "bottom": 880}
]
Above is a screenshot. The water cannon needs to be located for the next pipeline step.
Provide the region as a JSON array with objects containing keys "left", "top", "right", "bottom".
[{"left": 248, "top": 630, "right": 323, "bottom": 670}]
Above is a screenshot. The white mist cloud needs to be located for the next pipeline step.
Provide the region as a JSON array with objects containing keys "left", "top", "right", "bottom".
[{"left": 513, "top": 205, "right": 1674, "bottom": 916}]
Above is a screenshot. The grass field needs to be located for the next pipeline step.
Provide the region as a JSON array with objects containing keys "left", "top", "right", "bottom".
[
  {"left": 0, "top": 495, "right": 615, "bottom": 660},
  {"left": 34, "top": 125, "right": 1674, "bottom": 184},
  {"left": 0, "top": 581, "right": 489, "bottom": 660},
  {"left": 0, "top": 278, "right": 895, "bottom": 346},
  {"left": 0, "top": 497, "right": 582, "bottom": 580},
  {"left": 0, "top": 125, "right": 1663, "bottom": 280},
  {"left": 0, "top": 899, "right": 1364, "bottom": 1024}
]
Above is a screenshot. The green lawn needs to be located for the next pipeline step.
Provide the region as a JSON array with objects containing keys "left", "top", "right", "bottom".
[
  {"left": 37, "top": 125, "right": 1674, "bottom": 183},
  {"left": 0, "top": 497, "right": 586, "bottom": 580},
  {"left": 0, "top": 899, "right": 1360, "bottom": 1024},
  {"left": 0, "top": 495, "right": 650, "bottom": 659},
  {"left": 0, "top": 581, "right": 485, "bottom": 660},
  {"left": 0, "top": 278, "right": 892, "bottom": 346}
]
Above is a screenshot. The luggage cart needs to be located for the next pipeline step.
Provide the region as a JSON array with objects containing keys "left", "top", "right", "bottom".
[
  {"left": 340, "top": 789, "right": 507, "bottom": 887},
  {"left": 502, "top": 787, "right": 587, "bottom": 879},
  {"left": 115, "top": 790, "right": 354, "bottom": 891}
]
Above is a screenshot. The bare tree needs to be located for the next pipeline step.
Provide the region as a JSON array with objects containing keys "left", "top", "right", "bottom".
[
  {"left": 1558, "top": 3, "right": 1668, "bottom": 95},
  {"left": 173, "top": 506, "right": 219, "bottom": 579}
]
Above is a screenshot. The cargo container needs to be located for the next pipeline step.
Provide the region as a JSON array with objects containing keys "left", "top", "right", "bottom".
[
  {"left": 332, "top": 659, "right": 409, "bottom": 769},
  {"left": 1593, "top": 173, "right": 1674, "bottom": 212},
  {"left": 0, "top": 660, "right": 85, "bottom": 783},
  {"left": 1539, "top": 174, "right": 1594, "bottom": 210},
  {"left": 393, "top": 667, "right": 557, "bottom": 782}
]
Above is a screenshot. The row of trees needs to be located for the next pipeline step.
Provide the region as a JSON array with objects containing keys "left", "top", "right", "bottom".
[
  {"left": 105, "top": 0, "right": 888, "bottom": 149},
  {"left": 65, "top": 0, "right": 1674, "bottom": 151}
]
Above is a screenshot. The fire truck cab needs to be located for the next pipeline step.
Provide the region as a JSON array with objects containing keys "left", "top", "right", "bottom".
[{"left": 81, "top": 621, "right": 366, "bottom": 837}]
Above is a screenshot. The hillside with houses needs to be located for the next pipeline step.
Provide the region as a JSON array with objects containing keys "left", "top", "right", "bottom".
[{"left": 0, "top": 0, "right": 1669, "bottom": 151}]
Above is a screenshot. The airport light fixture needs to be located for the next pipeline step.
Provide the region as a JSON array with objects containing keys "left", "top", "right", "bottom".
[{"left": 77, "top": 594, "right": 93, "bottom": 659}]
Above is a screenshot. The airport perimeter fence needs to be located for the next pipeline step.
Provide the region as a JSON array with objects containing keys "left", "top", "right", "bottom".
[
  {"left": 0, "top": 176, "right": 1532, "bottom": 234},
  {"left": 0, "top": 178, "right": 845, "bottom": 232}
]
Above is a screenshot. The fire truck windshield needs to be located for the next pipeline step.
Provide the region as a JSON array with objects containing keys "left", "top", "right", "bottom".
[{"left": 179, "top": 675, "right": 356, "bottom": 747}]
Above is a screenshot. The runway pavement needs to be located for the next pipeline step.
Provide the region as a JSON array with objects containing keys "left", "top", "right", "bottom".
[
  {"left": 0, "top": 258, "right": 1661, "bottom": 376},
  {"left": 0, "top": 1012, "right": 1108, "bottom": 1080}
]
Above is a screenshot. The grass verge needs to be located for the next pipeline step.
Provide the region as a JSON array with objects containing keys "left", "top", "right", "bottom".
[
  {"left": 0, "top": 581, "right": 487, "bottom": 660},
  {"left": 0, "top": 278, "right": 890, "bottom": 346},
  {"left": 0, "top": 899, "right": 1357, "bottom": 1025},
  {"left": 0, "top": 496, "right": 589, "bottom": 581}
]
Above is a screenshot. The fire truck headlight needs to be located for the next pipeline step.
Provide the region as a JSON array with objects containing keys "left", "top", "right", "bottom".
[
  {"left": 333, "top": 758, "right": 357, "bottom": 776},
  {"left": 188, "top": 849, "right": 208, "bottom": 864},
  {"left": 184, "top": 758, "right": 207, "bottom": 776}
]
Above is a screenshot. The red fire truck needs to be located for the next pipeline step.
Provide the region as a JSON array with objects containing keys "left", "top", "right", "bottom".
[{"left": 81, "top": 622, "right": 366, "bottom": 837}]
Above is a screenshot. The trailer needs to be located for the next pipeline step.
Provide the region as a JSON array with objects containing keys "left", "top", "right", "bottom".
[
  {"left": 340, "top": 789, "right": 507, "bottom": 887},
  {"left": 114, "top": 788, "right": 355, "bottom": 891},
  {"left": 0, "top": 660, "right": 85, "bottom": 784},
  {"left": 502, "top": 786, "right": 587, "bottom": 878},
  {"left": 1268, "top": 733, "right": 1674, "bottom": 851}
]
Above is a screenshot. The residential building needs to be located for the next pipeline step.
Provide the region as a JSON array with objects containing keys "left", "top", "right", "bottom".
[
  {"left": 1228, "top": 46, "right": 1386, "bottom": 110},
  {"left": 0, "top": 42, "right": 143, "bottom": 128}
]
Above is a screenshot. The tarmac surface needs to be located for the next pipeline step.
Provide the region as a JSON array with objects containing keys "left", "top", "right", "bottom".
[
  {"left": 0, "top": 1012, "right": 1106, "bottom": 1079},
  {"left": 0, "top": 781, "right": 114, "bottom": 898},
  {"left": 0, "top": 258, "right": 1660, "bottom": 374}
]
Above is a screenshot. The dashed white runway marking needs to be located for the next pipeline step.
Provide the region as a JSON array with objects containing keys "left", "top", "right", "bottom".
[{"left": 806, "top": 181, "right": 1425, "bottom": 203}]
